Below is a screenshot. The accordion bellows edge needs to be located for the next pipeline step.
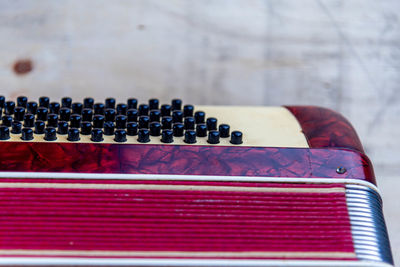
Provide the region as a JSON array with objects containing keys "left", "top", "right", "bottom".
[{"left": 0, "top": 97, "right": 393, "bottom": 267}]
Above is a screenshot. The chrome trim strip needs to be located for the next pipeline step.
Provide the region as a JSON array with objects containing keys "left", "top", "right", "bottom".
[
  {"left": 346, "top": 185, "right": 393, "bottom": 265},
  {"left": 0, "top": 258, "right": 394, "bottom": 267},
  {"left": 0, "top": 171, "right": 381, "bottom": 193}
]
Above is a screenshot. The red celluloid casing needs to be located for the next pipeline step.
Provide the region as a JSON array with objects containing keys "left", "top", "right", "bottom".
[
  {"left": 0, "top": 105, "right": 380, "bottom": 263},
  {"left": 0, "top": 142, "right": 374, "bottom": 183}
]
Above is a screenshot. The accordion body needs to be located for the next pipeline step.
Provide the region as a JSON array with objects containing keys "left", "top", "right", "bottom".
[{"left": 0, "top": 96, "right": 393, "bottom": 266}]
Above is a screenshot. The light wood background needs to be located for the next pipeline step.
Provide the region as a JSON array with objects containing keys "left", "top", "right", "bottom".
[{"left": 0, "top": 0, "right": 399, "bottom": 263}]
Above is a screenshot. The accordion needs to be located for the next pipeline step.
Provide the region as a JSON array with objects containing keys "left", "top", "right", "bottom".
[{"left": 0, "top": 96, "right": 393, "bottom": 267}]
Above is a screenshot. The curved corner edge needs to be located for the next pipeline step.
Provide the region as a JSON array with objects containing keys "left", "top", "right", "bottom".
[{"left": 284, "top": 106, "right": 365, "bottom": 153}]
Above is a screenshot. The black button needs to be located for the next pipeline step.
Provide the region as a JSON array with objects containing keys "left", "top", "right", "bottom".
[
  {"left": 116, "top": 115, "right": 127, "bottom": 129},
  {"left": 149, "top": 122, "right": 161, "bottom": 136},
  {"left": 196, "top": 124, "right": 207, "bottom": 137},
  {"left": 67, "top": 128, "right": 80, "bottom": 141},
  {"left": 61, "top": 97, "right": 72, "bottom": 108},
  {"left": 194, "top": 111, "right": 205, "bottom": 124},
  {"left": 2, "top": 115, "right": 12, "bottom": 127},
  {"left": 161, "top": 116, "right": 173, "bottom": 129},
  {"left": 127, "top": 98, "right": 138, "bottom": 109},
  {"left": 116, "top": 103, "right": 127, "bottom": 115},
  {"left": 137, "top": 128, "right": 150, "bottom": 143},
  {"left": 83, "top": 97, "right": 94, "bottom": 108},
  {"left": 82, "top": 108, "right": 93, "bottom": 122},
  {"left": 149, "top": 99, "right": 159, "bottom": 110},
  {"left": 39, "top": 96, "right": 50, "bottom": 108},
  {"left": 105, "top": 98, "right": 116, "bottom": 109},
  {"left": 44, "top": 127, "right": 57, "bottom": 141},
  {"left": 207, "top": 130, "right": 220, "bottom": 144},
  {"left": 4, "top": 101, "right": 15, "bottom": 115},
  {"left": 161, "top": 104, "right": 171, "bottom": 116},
  {"left": 47, "top": 113, "right": 59, "bottom": 127},
  {"left": 21, "top": 127, "right": 33, "bottom": 141},
  {"left": 80, "top": 121, "right": 92, "bottom": 135},
  {"left": 57, "top": 121, "right": 69, "bottom": 135},
  {"left": 91, "top": 128, "right": 104, "bottom": 142},
  {"left": 184, "top": 130, "right": 196, "bottom": 144},
  {"left": 138, "top": 116, "right": 150, "bottom": 128},
  {"left": 184, "top": 117, "right": 195, "bottom": 130},
  {"left": 171, "top": 99, "right": 182, "bottom": 110},
  {"left": 94, "top": 103, "right": 105, "bottom": 115},
  {"left": 206, "top": 117, "right": 217, "bottom": 130},
  {"left": 0, "top": 96, "right": 5, "bottom": 108},
  {"left": 161, "top": 129, "right": 173, "bottom": 143},
  {"left": 114, "top": 129, "right": 127, "bottom": 142},
  {"left": 183, "top": 105, "right": 194, "bottom": 117},
  {"left": 17, "top": 96, "right": 28, "bottom": 108},
  {"left": 23, "top": 114, "right": 35, "bottom": 127},
  {"left": 11, "top": 121, "right": 22, "bottom": 134},
  {"left": 127, "top": 109, "right": 138, "bottom": 122},
  {"left": 149, "top": 110, "right": 161, "bottom": 122},
  {"left": 104, "top": 108, "right": 116, "bottom": 122},
  {"left": 172, "top": 110, "right": 183, "bottom": 123},
  {"left": 219, "top": 124, "right": 230, "bottom": 138},
  {"left": 138, "top": 104, "right": 149, "bottom": 116},
  {"left": 27, "top": 101, "right": 38, "bottom": 114},
  {"left": 34, "top": 120, "right": 45, "bottom": 134},
  {"left": 230, "top": 131, "right": 243, "bottom": 145},
  {"left": 59, "top": 108, "right": 71, "bottom": 121},
  {"left": 0, "top": 125, "right": 10, "bottom": 140},
  {"left": 127, "top": 122, "right": 138, "bottom": 136},
  {"left": 173, "top": 123, "right": 184, "bottom": 137},
  {"left": 36, "top": 107, "right": 48, "bottom": 121},
  {"left": 93, "top": 115, "right": 105, "bottom": 128},
  {"left": 71, "top": 102, "right": 83, "bottom": 115},
  {"left": 13, "top": 107, "right": 25, "bottom": 121},
  {"left": 49, "top": 102, "right": 60, "bottom": 114},
  {"left": 70, "top": 114, "right": 82, "bottom": 128},
  {"left": 104, "top": 121, "right": 115, "bottom": 135}
]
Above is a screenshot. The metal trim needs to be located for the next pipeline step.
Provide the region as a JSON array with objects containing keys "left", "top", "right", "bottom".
[{"left": 346, "top": 184, "right": 393, "bottom": 265}]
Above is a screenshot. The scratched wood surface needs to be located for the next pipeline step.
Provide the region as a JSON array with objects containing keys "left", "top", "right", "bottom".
[{"left": 0, "top": 0, "right": 399, "bottom": 263}]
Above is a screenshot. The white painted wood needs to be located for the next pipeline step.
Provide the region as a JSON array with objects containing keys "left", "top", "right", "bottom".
[{"left": 0, "top": 0, "right": 399, "bottom": 263}]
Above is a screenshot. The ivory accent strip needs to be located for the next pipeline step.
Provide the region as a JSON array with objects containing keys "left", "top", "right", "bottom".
[
  {"left": 0, "top": 249, "right": 356, "bottom": 259},
  {"left": 0, "top": 182, "right": 344, "bottom": 193},
  {"left": 0, "top": 172, "right": 381, "bottom": 194}
]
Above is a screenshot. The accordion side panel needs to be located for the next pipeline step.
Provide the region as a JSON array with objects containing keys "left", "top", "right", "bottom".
[{"left": 0, "top": 100, "right": 392, "bottom": 266}]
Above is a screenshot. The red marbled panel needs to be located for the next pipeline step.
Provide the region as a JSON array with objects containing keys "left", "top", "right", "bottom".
[
  {"left": 0, "top": 142, "right": 375, "bottom": 184},
  {"left": 285, "top": 106, "right": 365, "bottom": 153}
]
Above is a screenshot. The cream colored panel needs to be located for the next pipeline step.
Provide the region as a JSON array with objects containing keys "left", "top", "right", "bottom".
[
  {"left": 195, "top": 106, "right": 308, "bottom": 148},
  {"left": 4, "top": 106, "right": 308, "bottom": 148}
]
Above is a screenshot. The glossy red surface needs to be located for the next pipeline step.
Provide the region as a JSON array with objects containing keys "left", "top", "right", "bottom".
[
  {"left": 0, "top": 180, "right": 355, "bottom": 260},
  {"left": 0, "top": 142, "right": 375, "bottom": 183},
  {"left": 285, "top": 106, "right": 365, "bottom": 153}
]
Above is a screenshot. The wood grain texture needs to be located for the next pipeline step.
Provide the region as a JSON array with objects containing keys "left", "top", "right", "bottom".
[{"left": 0, "top": 0, "right": 398, "bottom": 176}]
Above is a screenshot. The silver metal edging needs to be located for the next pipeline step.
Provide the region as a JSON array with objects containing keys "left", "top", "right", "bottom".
[
  {"left": 346, "top": 184, "right": 393, "bottom": 265},
  {"left": 0, "top": 171, "right": 381, "bottom": 192},
  {"left": 347, "top": 201, "right": 382, "bottom": 208},
  {"left": 0, "top": 258, "right": 394, "bottom": 267}
]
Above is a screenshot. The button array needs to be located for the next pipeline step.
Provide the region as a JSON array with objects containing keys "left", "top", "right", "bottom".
[{"left": 0, "top": 96, "right": 243, "bottom": 145}]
